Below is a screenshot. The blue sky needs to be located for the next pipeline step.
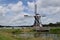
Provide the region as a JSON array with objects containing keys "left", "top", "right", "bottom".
[
  {"left": 0, "top": 0, "right": 60, "bottom": 26},
  {"left": 0, "top": 0, "right": 34, "bottom": 6}
]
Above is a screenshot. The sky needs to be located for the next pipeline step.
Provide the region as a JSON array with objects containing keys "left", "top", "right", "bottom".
[{"left": 0, "top": 0, "right": 60, "bottom": 26}]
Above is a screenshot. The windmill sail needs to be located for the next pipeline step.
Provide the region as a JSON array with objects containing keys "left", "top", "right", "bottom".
[{"left": 35, "top": 3, "right": 37, "bottom": 14}]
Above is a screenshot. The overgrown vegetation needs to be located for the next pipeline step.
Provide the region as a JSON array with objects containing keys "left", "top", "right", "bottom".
[
  {"left": 50, "top": 28, "right": 60, "bottom": 34},
  {"left": 0, "top": 28, "right": 60, "bottom": 40}
]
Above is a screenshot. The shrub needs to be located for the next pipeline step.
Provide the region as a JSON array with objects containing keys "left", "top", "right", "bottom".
[{"left": 50, "top": 28, "right": 60, "bottom": 34}]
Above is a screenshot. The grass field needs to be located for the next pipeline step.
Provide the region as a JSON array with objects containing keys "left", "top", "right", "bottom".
[
  {"left": 0, "top": 28, "right": 60, "bottom": 40},
  {"left": 0, "top": 30, "right": 16, "bottom": 40}
]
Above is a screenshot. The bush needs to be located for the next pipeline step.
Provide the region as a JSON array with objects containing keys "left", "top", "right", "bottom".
[
  {"left": 50, "top": 28, "right": 60, "bottom": 34},
  {"left": 12, "top": 29, "right": 22, "bottom": 34}
]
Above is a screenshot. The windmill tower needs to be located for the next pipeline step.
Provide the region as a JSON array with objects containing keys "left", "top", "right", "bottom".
[{"left": 33, "top": 2, "right": 43, "bottom": 31}]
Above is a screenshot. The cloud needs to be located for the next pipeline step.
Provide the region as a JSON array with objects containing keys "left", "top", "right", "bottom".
[
  {"left": 8, "top": 1, "right": 24, "bottom": 13},
  {"left": 36, "top": 0, "right": 60, "bottom": 7},
  {"left": 8, "top": 12, "right": 30, "bottom": 24},
  {"left": 0, "top": 1, "right": 30, "bottom": 26},
  {"left": 0, "top": 0, "right": 60, "bottom": 26},
  {"left": 0, "top": 1, "right": 24, "bottom": 16},
  {"left": 0, "top": 6, "right": 9, "bottom": 16},
  {"left": 27, "top": 0, "right": 60, "bottom": 24},
  {"left": 27, "top": 2, "right": 34, "bottom": 11}
]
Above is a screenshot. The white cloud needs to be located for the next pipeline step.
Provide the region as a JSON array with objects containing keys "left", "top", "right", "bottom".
[
  {"left": 0, "top": 1, "right": 28, "bottom": 26},
  {"left": 27, "top": 0, "right": 60, "bottom": 24},
  {"left": 36, "top": 0, "right": 60, "bottom": 7},
  {"left": 0, "top": 6, "right": 9, "bottom": 16},
  {"left": 0, "top": 1, "right": 24, "bottom": 17},
  {"left": 8, "top": 12, "right": 30, "bottom": 24},
  {"left": 0, "top": 0, "right": 60, "bottom": 26},
  {"left": 28, "top": 2, "right": 34, "bottom": 8},
  {"left": 8, "top": 1, "right": 24, "bottom": 13}
]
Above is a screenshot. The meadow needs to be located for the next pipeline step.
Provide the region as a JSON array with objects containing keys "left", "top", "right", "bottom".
[{"left": 0, "top": 28, "right": 60, "bottom": 40}]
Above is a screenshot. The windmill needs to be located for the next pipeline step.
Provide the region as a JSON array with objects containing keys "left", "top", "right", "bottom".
[
  {"left": 33, "top": 4, "right": 43, "bottom": 31},
  {"left": 24, "top": 0, "right": 50, "bottom": 32}
]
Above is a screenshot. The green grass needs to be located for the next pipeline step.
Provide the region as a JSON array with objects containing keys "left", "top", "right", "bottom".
[
  {"left": 0, "top": 34, "right": 12, "bottom": 40},
  {"left": 0, "top": 28, "right": 60, "bottom": 40},
  {"left": 0, "top": 32, "right": 15, "bottom": 40},
  {"left": 50, "top": 28, "right": 60, "bottom": 34},
  {"left": 0, "top": 29, "right": 23, "bottom": 40}
]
